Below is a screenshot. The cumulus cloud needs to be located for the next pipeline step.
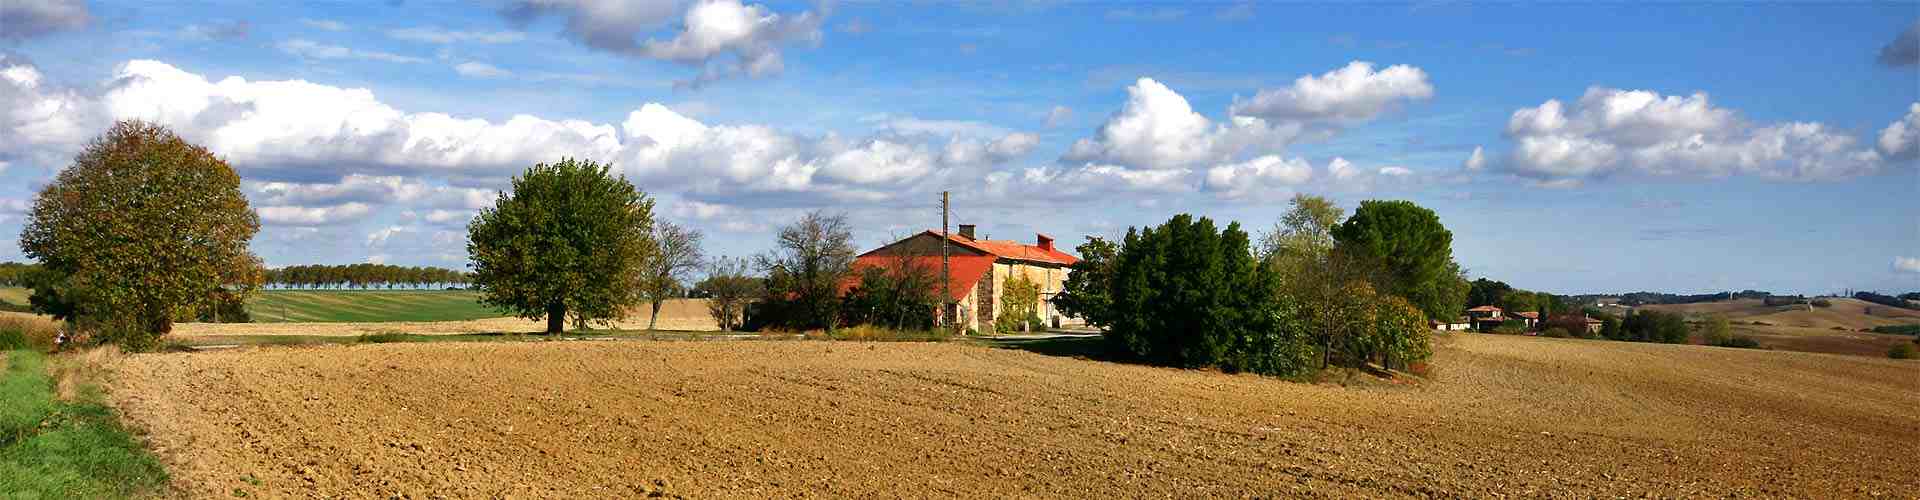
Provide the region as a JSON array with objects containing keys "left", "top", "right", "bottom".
[
  {"left": 279, "top": 39, "right": 429, "bottom": 64},
  {"left": 0, "top": 56, "right": 1035, "bottom": 227},
  {"left": 1228, "top": 61, "right": 1434, "bottom": 123},
  {"left": 1896, "top": 256, "right": 1920, "bottom": 274},
  {"left": 388, "top": 27, "right": 525, "bottom": 44},
  {"left": 1499, "top": 87, "right": 1891, "bottom": 182},
  {"left": 453, "top": 61, "right": 511, "bottom": 78},
  {"left": 1879, "top": 21, "right": 1920, "bottom": 67},
  {"left": 0, "top": 0, "right": 89, "bottom": 41},
  {"left": 1062, "top": 77, "right": 1298, "bottom": 170},
  {"left": 1878, "top": 103, "right": 1920, "bottom": 160},
  {"left": 1202, "top": 155, "right": 1312, "bottom": 198},
  {"left": 502, "top": 0, "right": 823, "bottom": 87}
]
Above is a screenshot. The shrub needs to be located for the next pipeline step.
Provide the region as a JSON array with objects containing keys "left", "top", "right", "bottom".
[
  {"left": 1701, "top": 315, "right": 1732, "bottom": 345},
  {"left": 1543, "top": 327, "right": 1569, "bottom": 338},
  {"left": 1891, "top": 343, "right": 1917, "bottom": 360},
  {"left": 833, "top": 324, "right": 952, "bottom": 342},
  {"left": 0, "top": 316, "right": 60, "bottom": 352},
  {"left": 1868, "top": 324, "right": 1920, "bottom": 336},
  {"left": 355, "top": 332, "right": 410, "bottom": 344},
  {"left": 1810, "top": 299, "right": 1832, "bottom": 308},
  {"left": 1492, "top": 321, "right": 1528, "bottom": 335},
  {"left": 1712, "top": 336, "right": 1762, "bottom": 349}
]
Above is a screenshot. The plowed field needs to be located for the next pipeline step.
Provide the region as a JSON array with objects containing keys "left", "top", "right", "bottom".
[{"left": 108, "top": 334, "right": 1919, "bottom": 498}]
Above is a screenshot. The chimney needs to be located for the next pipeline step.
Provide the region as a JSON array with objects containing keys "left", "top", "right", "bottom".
[
  {"left": 1037, "top": 233, "right": 1054, "bottom": 251},
  {"left": 958, "top": 224, "right": 976, "bottom": 239}
]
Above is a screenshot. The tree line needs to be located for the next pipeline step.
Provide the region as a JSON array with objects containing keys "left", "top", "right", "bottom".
[
  {"left": 264, "top": 264, "right": 471, "bottom": 290},
  {"left": 1054, "top": 195, "right": 1458, "bottom": 377}
]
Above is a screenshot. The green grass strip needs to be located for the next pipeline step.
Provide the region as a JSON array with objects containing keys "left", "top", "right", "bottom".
[{"left": 0, "top": 350, "right": 168, "bottom": 498}]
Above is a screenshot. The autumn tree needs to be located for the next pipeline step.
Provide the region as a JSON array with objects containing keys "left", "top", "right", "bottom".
[
  {"left": 467, "top": 158, "right": 655, "bottom": 334},
  {"left": 995, "top": 272, "right": 1042, "bottom": 333},
  {"left": 638, "top": 221, "right": 705, "bottom": 330},
  {"left": 19, "top": 120, "right": 261, "bottom": 351},
  {"left": 694, "top": 256, "right": 761, "bottom": 331},
  {"left": 755, "top": 211, "right": 855, "bottom": 333}
]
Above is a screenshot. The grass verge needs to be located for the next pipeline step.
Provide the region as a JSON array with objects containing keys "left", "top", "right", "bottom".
[{"left": 0, "top": 349, "right": 167, "bottom": 497}]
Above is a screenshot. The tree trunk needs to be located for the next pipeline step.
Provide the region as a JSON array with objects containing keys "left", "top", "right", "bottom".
[
  {"left": 648, "top": 300, "right": 662, "bottom": 331},
  {"left": 546, "top": 302, "right": 566, "bottom": 334}
]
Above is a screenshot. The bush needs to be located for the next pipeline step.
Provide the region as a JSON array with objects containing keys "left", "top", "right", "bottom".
[
  {"left": 1712, "top": 336, "right": 1763, "bottom": 349},
  {"left": 1542, "top": 327, "right": 1569, "bottom": 338},
  {"left": 832, "top": 324, "right": 952, "bottom": 342},
  {"left": 1810, "top": 299, "right": 1832, "bottom": 308},
  {"left": 1890, "top": 343, "right": 1916, "bottom": 360},
  {"left": 1868, "top": 324, "right": 1920, "bottom": 336},
  {"left": 0, "top": 316, "right": 60, "bottom": 352},
  {"left": 1492, "top": 321, "right": 1528, "bottom": 335},
  {"left": 355, "top": 332, "right": 410, "bottom": 344}
]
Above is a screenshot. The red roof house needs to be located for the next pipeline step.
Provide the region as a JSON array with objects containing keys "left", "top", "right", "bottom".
[{"left": 847, "top": 225, "right": 1080, "bottom": 333}]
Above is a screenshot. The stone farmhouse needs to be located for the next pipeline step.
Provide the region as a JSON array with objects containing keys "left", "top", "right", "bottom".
[{"left": 850, "top": 225, "right": 1080, "bottom": 333}]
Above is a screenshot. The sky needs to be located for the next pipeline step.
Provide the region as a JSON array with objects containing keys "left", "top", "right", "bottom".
[{"left": 0, "top": 0, "right": 1915, "bottom": 296}]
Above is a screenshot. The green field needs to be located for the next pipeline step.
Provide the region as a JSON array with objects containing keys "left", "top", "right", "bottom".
[{"left": 246, "top": 290, "right": 506, "bottom": 323}]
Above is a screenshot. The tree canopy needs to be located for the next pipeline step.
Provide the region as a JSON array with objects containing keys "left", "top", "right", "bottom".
[
  {"left": 1331, "top": 200, "right": 1467, "bottom": 320},
  {"left": 694, "top": 256, "right": 761, "bottom": 331},
  {"left": 754, "top": 211, "right": 855, "bottom": 332},
  {"left": 1054, "top": 236, "right": 1119, "bottom": 330},
  {"left": 638, "top": 221, "right": 705, "bottom": 330},
  {"left": 466, "top": 158, "right": 655, "bottom": 333},
  {"left": 19, "top": 120, "right": 261, "bottom": 351}
]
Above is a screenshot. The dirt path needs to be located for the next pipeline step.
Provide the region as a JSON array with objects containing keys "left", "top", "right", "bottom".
[{"left": 108, "top": 334, "right": 1920, "bottom": 498}]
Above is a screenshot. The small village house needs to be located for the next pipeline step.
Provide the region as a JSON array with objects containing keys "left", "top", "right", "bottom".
[
  {"left": 850, "top": 225, "right": 1079, "bottom": 333},
  {"left": 1466, "top": 305, "right": 1505, "bottom": 331},
  {"left": 1431, "top": 317, "right": 1471, "bottom": 331}
]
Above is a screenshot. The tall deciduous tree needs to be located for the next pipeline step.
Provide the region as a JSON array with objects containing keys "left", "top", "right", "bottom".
[
  {"left": 1054, "top": 236, "right": 1118, "bottom": 329},
  {"left": 1331, "top": 200, "right": 1468, "bottom": 320},
  {"left": 1259, "top": 193, "right": 1343, "bottom": 263},
  {"left": 638, "top": 221, "right": 705, "bottom": 330},
  {"left": 755, "top": 211, "right": 855, "bottom": 333},
  {"left": 695, "top": 256, "right": 761, "bottom": 331},
  {"left": 19, "top": 120, "right": 261, "bottom": 351},
  {"left": 467, "top": 158, "right": 655, "bottom": 334}
]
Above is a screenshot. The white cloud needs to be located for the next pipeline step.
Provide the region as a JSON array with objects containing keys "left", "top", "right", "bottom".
[
  {"left": 1500, "top": 87, "right": 1889, "bottom": 182},
  {"left": 259, "top": 203, "right": 375, "bottom": 226},
  {"left": 866, "top": 115, "right": 1013, "bottom": 139},
  {"left": 388, "top": 27, "right": 525, "bottom": 44},
  {"left": 1896, "top": 256, "right": 1920, "bottom": 274},
  {"left": 1880, "top": 21, "right": 1919, "bottom": 67},
  {"left": 1229, "top": 61, "right": 1434, "bottom": 123},
  {"left": 1202, "top": 155, "right": 1312, "bottom": 198},
  {"left": 1878, "top": 103, "right": 1920, "bottom": 160},
  {"left": 453, "top": 61, "right": 511, "bottom": 78},
  {"left": 0, "top": 0, "right": 89, "bottom": 41},
  {"left": 300, "top": 19, "right": 349, "bottom": 31},
  {"left": 1062, "top": 77, "right": 1297, "bottom": 171},
  {"left": 1463, "top": 145, "right": 1486, "bottom": 170},
  {"left": 1045, "top": 105, "right": 1072, "bottom": 128},
  {"left": 503, "top": 0, "right": 822, "bottom": 87},
  {"left": 0, "top": 55, "right": 104, "bottom": 168},
  {"left": 279, "top": 39, "right": 428, "bottom": 64}
]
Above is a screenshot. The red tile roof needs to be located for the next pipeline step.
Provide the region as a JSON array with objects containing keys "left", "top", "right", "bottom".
[
  {"left": 905, "top": 230, "right": 1080, "bottom": 266},
  {"left": 843, "top": 254, "right": 998, "bottom": 302},
  {"left": 1513, "top": 311, "right": 1540, "bottom": 319},
  {"left": 1467, "top": 305, "right": 1503, "bottom": 313}
]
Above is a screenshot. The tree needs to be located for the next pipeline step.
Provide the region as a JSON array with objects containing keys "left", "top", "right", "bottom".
[
  {"left": 467, "top": 158, "right": 655, "bottom": 334},
  {"left": 638, "top": 221, "right": 705, "bottom": 330},
  {"left": 1467, "top": 278, "right": 1513, "bottom": 308},
  {"left": 1105, "top": 214, "right": 1296, "bottom": 372},
  {"left": 755, "top": 211, "right": 855, "bottom": 333},
  {"left": 1258, "top": 193, "right": 1343, "bottom": 263},
  {"left": 695, "top": 256, "right": 761, "bottom": 331},
  {"left": 1702, "top": 314, "right": 1732, "bottom": 345},
  {"left": 19, "top": 120, "right": 261, "bottom": 351},
  {"left": 995, "top": 272, "right": 1042, "bottom": 333},
  {"left": 1332, "top": 200, "right": 1467, "bottom": 320},
  {"left": 841, "top": 251, "right": 939, "bottom": 330},
  {"left": 1054, "top": 237, "right": 1118, "bottom": 329}
]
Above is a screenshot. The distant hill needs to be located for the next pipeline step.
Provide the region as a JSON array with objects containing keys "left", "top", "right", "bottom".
[{"left": 1640, "top": 298, "right": 1920, "bottom": 330}]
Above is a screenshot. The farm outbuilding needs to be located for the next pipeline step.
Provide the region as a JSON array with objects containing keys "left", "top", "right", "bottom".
[{"left": 851, "top": 225, "right": 1080, "bottom": 333}]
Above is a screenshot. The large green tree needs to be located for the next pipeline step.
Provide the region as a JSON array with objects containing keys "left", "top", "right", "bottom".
[
  {"left": 1053, "top": 236, "right": 1118, "bottom": 329},
  {"left": 467, "top": 158, "right": 656, "bottom": 333},
  {"left": 20, "top": 120, "right": 261, "bottom": 351},
  {"left": 1331, "top": 200, "right": 1468, "bottom": 320},
  {"left": 755, "top": 211, "right": 856, "bottom": 333},
  {"left": 1105, "top": 214, "right": 1303, "bottom": 372}
]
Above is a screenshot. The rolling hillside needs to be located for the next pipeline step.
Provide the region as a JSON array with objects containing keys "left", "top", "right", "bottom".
[{"left": 1640, "top": 298, "right": 1920, "bottom": 330}]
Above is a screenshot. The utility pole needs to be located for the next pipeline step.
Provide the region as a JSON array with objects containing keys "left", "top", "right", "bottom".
[{"left": 941, "top": 191, "right": 952, "bottom": 331}]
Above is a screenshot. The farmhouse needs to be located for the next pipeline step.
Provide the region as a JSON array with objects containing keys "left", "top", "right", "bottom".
[
  {"left": 1466, "top": 305, "right": 1505, "bottom": 331},
  {"left": 851, "top": 225, "right": 1080, "bottom": 333},
  {"left": 1431, "top": 317, "right": 1471, "bottom": 331}
]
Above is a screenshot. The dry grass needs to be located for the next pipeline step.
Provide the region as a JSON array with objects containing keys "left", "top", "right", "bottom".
[
  {"left": 50, "top": 346, "right": 121, "bottom": 401},
  {"left": 0, "top": 313, "right": 61, "bottom": 352}
]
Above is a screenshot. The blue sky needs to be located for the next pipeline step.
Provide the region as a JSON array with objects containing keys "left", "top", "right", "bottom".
[{"left": 0, "top": 0, "right": 1915, "bottom": 295}]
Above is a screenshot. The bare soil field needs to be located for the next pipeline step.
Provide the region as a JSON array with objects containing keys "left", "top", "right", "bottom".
[
  {"left": 170, "top": 298, "right": 720, "bottom": 339},
  {"left": 1642, "top": 298, "right": 1920, "bottom": 330},
  {"left": 109, "top": 334, "right": 1918, "bottom": 498}
]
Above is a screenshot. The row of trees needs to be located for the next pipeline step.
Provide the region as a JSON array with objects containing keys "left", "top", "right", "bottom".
[
  {"left": 0, "top": 262, "right": 40, "bottom": 288},
  {"left": 264, "top": 264, "right": 471, "bottom": 289},
  {"left": 1057, "top": 195, "right": 1456, "bottom": 377}
]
